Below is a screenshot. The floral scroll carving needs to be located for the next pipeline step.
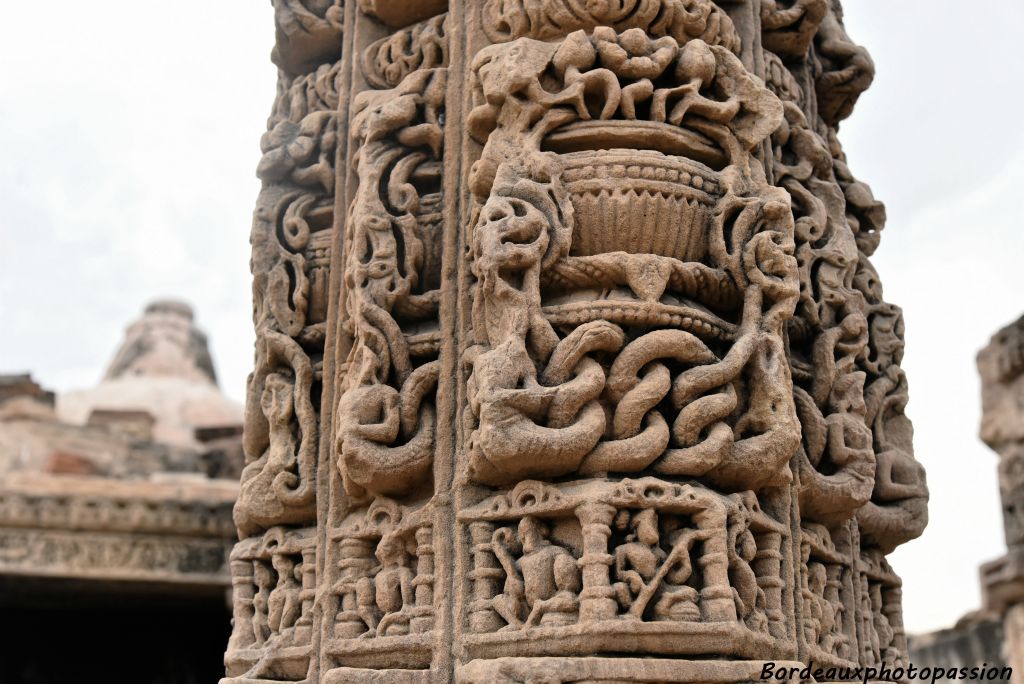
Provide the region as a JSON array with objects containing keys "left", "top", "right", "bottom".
[
  {"left": 316, "top": 7, "right": 451, "bottom": 682},
  {"left": 761, "top": 1, "right": 927, "bottom": 668},
  {"left": 481, "top": 0, "right": 741, "bottom": 52},
  {"left": 236, "top": 45, "right": 341, "bottom": 540}
]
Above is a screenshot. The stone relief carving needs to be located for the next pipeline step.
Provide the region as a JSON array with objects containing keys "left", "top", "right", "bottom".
[
  {"left": 334, "top": 64, "right": 445, "bottom": 500},
  {"left": 481, "top": 0, "right": 740, "bottom": 51},
  {"left": 463, "top": 28, "right": 800, "bottom": 492},
  {"left": 0, "top": 489, "right": 235, "bottom": 537},
  {"left": 224, "top": 1, "right": 927, "bottom": 681},
  {"left": 272, "top": 0, "right": 345, "bottom": 76},
  {"left": 225, "top": 4, "right": 345, "bottom": 682},
  {"left": 460, "top": 479, "right": 786, "bottom": 659},
  {"left": 237, "top": 52, "right": 340, "bottom": 539},
  {"left": 760, "top": 0, "right": 826, "bottom": 58},
  {"left": 331, "top": 499, "right": 435, "bottom": 640},
  {"left": 362, "top": 14, "right": 448, "bottom": 89},
  {"left": 0, "top": 528, "right": 228, "bottom": 580},
  {"left": 309, "top": 9, "right": 452, "bottom": 682},
  {"left": 226, "top": 527, "right": 317, "bottom": 681},
  {"left": 762, "top": 5, "right": 927, "bottom": 667}
]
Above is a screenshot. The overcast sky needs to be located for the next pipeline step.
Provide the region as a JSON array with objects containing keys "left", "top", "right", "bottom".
[{"left": 1, "top": 1, "right": 1021, "bottom": 635}]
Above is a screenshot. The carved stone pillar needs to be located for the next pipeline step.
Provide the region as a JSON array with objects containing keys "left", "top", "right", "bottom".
[
  {"left": 575, "top": 502, "right": 618, "bottom": 623},
  {"left": 223, "top": 1, "right": 927, "bottom": 681},
  {"left": 979, "top": 316, "right": 1024, "bottom": 683},
  {"left": 227, "top": 558, "right": 256, "bottom": 653}
]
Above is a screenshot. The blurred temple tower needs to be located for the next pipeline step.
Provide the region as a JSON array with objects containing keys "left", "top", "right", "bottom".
[{"left": 0, "top": 300, "right": 243, "bottom": 683}]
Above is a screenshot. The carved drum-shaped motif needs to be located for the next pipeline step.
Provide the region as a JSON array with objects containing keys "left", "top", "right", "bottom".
[{"left": 560, "top": 149, "right": 717, "bottom": 263}]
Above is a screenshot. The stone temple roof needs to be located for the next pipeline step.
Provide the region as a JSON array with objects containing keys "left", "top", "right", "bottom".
[
  {"left": 58, "top": 300, "right": 242, "bottom": 448},
  {"left": 0, "top": 300, "right": 242, "bottom": 592}
]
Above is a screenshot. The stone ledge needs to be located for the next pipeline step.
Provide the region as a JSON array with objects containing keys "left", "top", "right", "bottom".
[
  {"left": 0, "top": 526, "right": 231, "bottom": 585},
  {"left": 458, "top": 658, "right": 807, "bottom": 683},
  {"left": 0, "top": 472, "right": 237, "bottom": 537}
]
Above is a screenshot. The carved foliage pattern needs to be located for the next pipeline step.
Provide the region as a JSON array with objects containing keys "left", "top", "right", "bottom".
[
  {"left": 333, "top": 64, "right": 445, "bottom": 501},
  {"left": 453, "top": 0, "right": 925, "bottom": 672},
  {"left": 482, "top": 0, "right": 741, "bottom": 52},
  {"left": 238, "top": 38, "right": 342, "bottom": 540}
]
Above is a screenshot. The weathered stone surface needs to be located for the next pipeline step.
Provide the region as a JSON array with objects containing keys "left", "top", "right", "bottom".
[
  {"left": 224, "top": 1, "right": 927, "bottom": 681},
  {"left": 980, "top": 317, "right": 1024, "bottom": 601},
  {"left": 0, "top": 471, "right": 236, "bottom": 584},
  {"left": 909, "top": 614, "right": 1006, "bottom": 675},
  {"left": 977, "top": 316, "right": 1024, "bottom": 681}
]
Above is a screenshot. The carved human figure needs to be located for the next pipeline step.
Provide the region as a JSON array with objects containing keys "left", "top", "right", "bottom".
[
  {"left": 268, "top": 554, "right": 303, "bottom": 634},
  {"left": 373, "top": 533, "right": 416, "bottom": 636},
  {"left": 225, "top": 0, "right": 926, "bottom": 677},
  {"left": 463, "top": 27, "right": 801, "bottom": 491},
  {"left": 252, "top": 561, "right": 274, "bottom": 645},
  {"left": 492, "top": 517, "right": 581, "bottom": 629},
  {"left": 355, "top": 532, "right": 416, "bottom": 637},
  {"left": 807, "top": 562, "right": 836, "bottom": 652},
  {"left": 236, "top": 368, "right": 313, "bottom": 537},
  {"left": 869, "top": 583, "right": 896, "bottom": 662},
  {"left": 355, "top": 573, "right": 380, "bottom": 637},
  {"left": 610, "top": 510, "right": 714, "bottom": 622},
  {"left": 333, "top": 67, "right": 444, "bottom": 500},
  {"left": 726, "top": 510, "right": 766, "bottom": 631},
  {"left": 856, "top": 301, "right": 927, "bottom": 550},
  {"left": 612, "top": 510, "right": 665, "bottom": 611},
  {"left": 261, "top": 373, "right": 299, "bottom": 482}
]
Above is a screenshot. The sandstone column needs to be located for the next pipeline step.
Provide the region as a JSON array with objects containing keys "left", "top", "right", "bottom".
[
  {"left": 222, "top": 1, "right": 928, "bottom": 681},
  {"left": 980, "top": 317, "right": 1024, "bottom": 683}
]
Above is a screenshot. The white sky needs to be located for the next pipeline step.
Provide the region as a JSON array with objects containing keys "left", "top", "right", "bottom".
[{"left": 0, "top": 1, "right": 1021, "bottom": 635}]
